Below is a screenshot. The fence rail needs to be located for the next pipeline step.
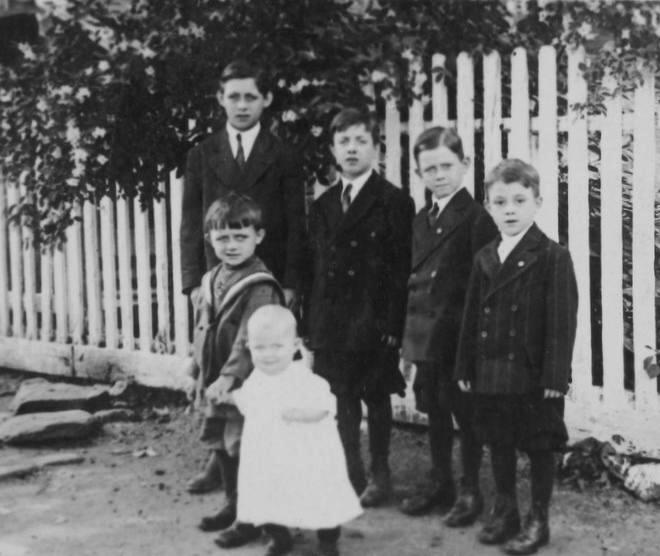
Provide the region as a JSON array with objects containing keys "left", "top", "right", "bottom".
[{"left": 1, "top": 46, "right": 659, "bottom": 453}]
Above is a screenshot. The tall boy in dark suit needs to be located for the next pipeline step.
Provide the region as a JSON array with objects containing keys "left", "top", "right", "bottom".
[
  {"left": 400, "top": 127, "right": 497, "bottom": 524},
  {"left": 180, "top": 60, "right": 306, "bottom": 495},
  {"left": 455, "top": 159, "right": 578, "bottom": 554},
  {"left": 307, "top": 108, "right": 414, "bottom": 507}
]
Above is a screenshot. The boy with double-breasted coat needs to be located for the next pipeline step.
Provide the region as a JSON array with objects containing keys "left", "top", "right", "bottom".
[
  {"left": 400, "top": 127, "right": 498, "bottom": 525},
  {"left": 307, "top": 108, "right": 414, "bottom": 508},
  {"left": 455, "top": 159, "right": 578, "bottom": 555}
]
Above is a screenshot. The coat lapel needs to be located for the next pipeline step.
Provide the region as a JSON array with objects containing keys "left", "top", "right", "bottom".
[
  {"left": 209, "top": 130, "right": 236, "bottom": 186},
  {"left": 411, "top": 188, "right": 475, "bottom": 270},
  {"left": 484, "top": 224, "right": 545, "bottom": 299},
  {"left": 334, "top": 172, "right": 380, "bottom": 238},
  {"left": 241, "top": 128, "right": 277, "bottom": 191}
]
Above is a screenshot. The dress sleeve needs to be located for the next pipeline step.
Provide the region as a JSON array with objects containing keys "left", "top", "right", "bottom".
[
  {"left": 231, "top": 376, "right": 253, "bottom": 415},
  {"left": 290, "top": 369, "right": 336, "bottom": 416}
]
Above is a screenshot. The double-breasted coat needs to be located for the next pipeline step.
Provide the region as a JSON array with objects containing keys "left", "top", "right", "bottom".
[
  {"left": 306, "top": 172, "right": 415, "bottom": 354},
  {"left": 454, "top": 224, "right": 578, "bottom": 395},
  {"left": 402, "top": 188, "right": 497, "bottom": 365},
  {"left": 180, "top": 127, "right": 306, "bottom": 294}
]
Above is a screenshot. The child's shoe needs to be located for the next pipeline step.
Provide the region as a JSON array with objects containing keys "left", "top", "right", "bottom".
[
  {"left": 198, "top": 503, "right": 235, "bottom": 532},
  {"left": 262, "top": 524, "right": 293, "bottom": 556},
  {"left": 315, "top": 541, "right": 340, "bottom": 556},
  {"left": 501, "top": 504, "right": 549, "bottom": 555},
  {"left": 214, "top": 522, "right": 261, "bottom": 549},
  {"left": 477, "top": 494, "right": 520, "bottom": 545},
  {"left": 399, "top": 479, "right": 456, "bottom": 516},
  {"left": 444, "top": 486, "right": 483, "bottom": 527}
]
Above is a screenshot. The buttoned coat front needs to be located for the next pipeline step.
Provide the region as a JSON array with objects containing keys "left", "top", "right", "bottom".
[
  {"left": 307, "top": 172, "right": 415, "bottom": 352},
  {"left": 180, "top": 127, "right": 306, "bottom": 293},
  {"left": 402, "top": 188, "right": 497, "bottom": 364},
  {"left": 454, "top": 224, "right": 578, "bottom": 395}
]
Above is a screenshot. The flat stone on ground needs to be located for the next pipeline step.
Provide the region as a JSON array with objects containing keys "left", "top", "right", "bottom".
[
  {"left": 0, "top": 452, "right": 84, "bottom": 481},
  {"left": 0, "top": 410, "right": 98, "bottom": 445},
  {"left": 10, "top": 378, "right": 110, "bottom": 415}
]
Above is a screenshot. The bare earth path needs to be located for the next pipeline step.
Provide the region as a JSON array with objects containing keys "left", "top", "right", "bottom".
[{"left": 1, "top": 387, "right": 658, "bottom": 556}]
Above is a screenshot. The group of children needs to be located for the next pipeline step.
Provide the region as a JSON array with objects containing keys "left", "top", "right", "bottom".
[{"left": 179, "top": 59, "right": 578, "bottom": 556}]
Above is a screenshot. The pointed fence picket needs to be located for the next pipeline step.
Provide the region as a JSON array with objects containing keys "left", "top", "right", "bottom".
[{"left": 0, "top": 45, "right": 659, "bottom": 451}]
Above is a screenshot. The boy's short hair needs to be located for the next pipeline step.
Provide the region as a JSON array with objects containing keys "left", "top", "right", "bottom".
[
  {"left": 413, "top": 126, "right": 464, "bottom": 164},
  {"left": 330, "top": 107, "right": 380, "bottom": 144},
  {"left": 485, "top": 158, "right": 540, "bottom": 198},
  {"left": 248, "top": 305, "right": 297, "bottom": 339},
  {"left": 219, "top": 59, "right": 272, "bottom": 96},
  {"left": 204, "top": 193, "right": 263, "bottom": 234}
]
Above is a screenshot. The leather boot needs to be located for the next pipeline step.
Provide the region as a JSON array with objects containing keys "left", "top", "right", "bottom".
[
  {"left": 477, "top": 493, "right": 520, "bottom": 545},
  {"left": 360, "top": 463, "right": 391, "bottom": 508},
  {"left": 186, "top": 450, "right": 223, "bottom": 494},
  {"left": 400, "top": 478, "right": 456, "bottom": 516},
  {"left": 198, "top": 453, "right": 237, "bottom": 532},
  {"left": 214, "top": 521, "right": 261, "bottom": 549},
  {"left": 262, "top": 524, "right": 294, "bottom": 556},
  {"left": 502, "top": 503, "right": 550, "bottom": 555},
  {"left": 444, "top": 481, "right": 483, "bottom": 527}
]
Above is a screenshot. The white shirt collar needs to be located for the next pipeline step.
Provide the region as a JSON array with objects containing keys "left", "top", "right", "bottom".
[
  {"left": 341, "top": 169, "right": 373, "bottom": 204},
  {"left": 226, "top": 122, "right": 261, "bottom": 161},
  {"left": 497, "top": 223, "right": 533, "bottom": 263},
  {"left": 431, "top": 187, "right": 463, "bottom": 216}
]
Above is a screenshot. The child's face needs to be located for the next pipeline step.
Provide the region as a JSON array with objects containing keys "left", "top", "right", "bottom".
[
  {"left": 486, "top": 181, "right": 541, "bottom": 237},
  {"left": 331, "top": 124, "right": 377, "bottom": 180},
  {"left": 248, "top": 324, "right": 301, "bottom": 376},
  {"left": 416, "top": 145, "right": 468, "bottom": 200},
  {"left": 207, "top": 225, "right": 264, "bottom": 268},
  {"left": 217, "top": 78, "right": 272, "bottom": 132}
]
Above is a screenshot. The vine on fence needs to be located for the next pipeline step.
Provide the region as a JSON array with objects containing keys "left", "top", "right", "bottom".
[{"left": 0, "top": 0, "right": 659, "bottom": 245}]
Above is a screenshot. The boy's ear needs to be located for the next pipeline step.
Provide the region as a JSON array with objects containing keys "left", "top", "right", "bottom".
[
  {"left": 216, "top": 90, "right": 225, "bottom": 109},
  {"left": 263, "top": 91, "right": 273, "bottom": 108},
  {"left": 255, "top": 228, "right": 266, "bottom": 244},
  {"left": 535, "top": 195, "right": 543, "bottom": 208}
]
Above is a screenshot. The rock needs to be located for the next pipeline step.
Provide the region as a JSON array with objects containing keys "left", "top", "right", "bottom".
[
  {"left": 623, "top": 464, "right": 660, "bottom": 502},
  {"left": 10, "top": 378, "right": 111, "bottom": 415},
  {"left": 0, "top": 412, "right": 11, "bottom": 425},
  {"left": 0, "top": 410, "right": 98, "bottom": 445},
  {"left": 93, "top": 408, "right": 139, "bottom": 424},
  {"left": 0, "top": 452, "right": 85, "bottom": 481}
]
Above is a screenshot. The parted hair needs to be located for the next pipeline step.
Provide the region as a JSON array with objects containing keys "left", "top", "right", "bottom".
[
  {"left": 485, "top": 158, "right": 540, "bottom": 198},
  {"left": 413, "top": 126, "right": 465, "bottom": 163},
  {"left": 330, "top": 107, "right": 380, "bottom": 144},
  {"left": 219, "top": 59, "right": 272, "bottom": 95},
  {"left": 204, "top": 193, "right": 264, "bottom": 234}
]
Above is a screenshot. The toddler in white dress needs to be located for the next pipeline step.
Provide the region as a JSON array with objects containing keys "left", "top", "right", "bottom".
[{"left": 228, "top": 305, "right": 362, "bottom": 556}]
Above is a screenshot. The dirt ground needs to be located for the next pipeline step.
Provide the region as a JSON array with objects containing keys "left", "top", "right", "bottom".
[{"left": 1, "top": 371, "right": 658, "bottom": 556}]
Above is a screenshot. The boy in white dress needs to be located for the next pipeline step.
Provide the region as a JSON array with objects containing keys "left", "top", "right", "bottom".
[{"left": 215, "top": 305, "right": 362, "bottom": 556}]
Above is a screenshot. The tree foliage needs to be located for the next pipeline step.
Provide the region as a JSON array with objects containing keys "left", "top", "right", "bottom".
[{"left": 1, "top": 0, "right": 659, "bottom": 244}]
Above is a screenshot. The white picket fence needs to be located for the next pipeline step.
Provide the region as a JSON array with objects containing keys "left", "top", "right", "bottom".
[{"left": 1, "top": 46, "right": 659, "bottom": 452}]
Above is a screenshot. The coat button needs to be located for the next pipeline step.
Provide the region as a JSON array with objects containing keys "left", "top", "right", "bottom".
[
  {"left": 484, "top": 307, "right": 491, "bottom": 314},
  {"left": 347, "top": 269, "right": 355, "bottom": 277},
  {"left": 480, "top": 331, "right": 488, "bottom": 338},
  {"left": 350, "top": 240, "right": 358, "bottom": 247},
  {"left": 508, "top": 353, "right": 515, "bottom": 361},
  {"left": 510, "top": 304, "right": 518, "bottom": 312},
  {"left": 328, "top": 271, "right": 335, "bottom": 278},
  {"left": 517, "top": 260, "right": 525, "bottom": 267},
  {"left": 436, "top": 228, "right": 443, "bottom": 234},
  {"left": 509, "top": 329, "right": 516, "bottom": 337},
  {"left": 431, "top": 270, "right": 437, "bottom": 278}
]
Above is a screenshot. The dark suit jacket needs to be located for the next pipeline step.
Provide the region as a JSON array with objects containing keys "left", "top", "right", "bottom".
[
  {"left": 402, "top": 188, "right": 497, "bottom": 364},
  {"left": 180, "top": 127, "right": 305, "bottom": 293},
  {"left": 307, "top": 171, "right": 414, "bottom": 352},
  {"left": 454, "top": 224, "right": 578, "bottom": 394}
]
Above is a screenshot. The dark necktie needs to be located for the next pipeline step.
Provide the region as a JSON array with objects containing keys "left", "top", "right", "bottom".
[
  {"left": 235, "top": 133, "right": 246, "bottom": 170},
  {"left": 341, "top": 183, "right": 353, "bottom": 213},
  {"left": 428, "top": 202, "right": 440, "bottom": 224}
]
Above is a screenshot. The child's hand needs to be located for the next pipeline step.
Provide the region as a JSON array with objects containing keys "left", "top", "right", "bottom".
[
  {"left": 458, "top": 380, "right": 472, "bottom": 392},
  {"left": 206, "top": 375, "right": 237, "bottom": 405},
  {"left": 543, "top": 388, "right": 563, "bottom": 399},
  {"left": 381, "top": 334, "right": 399, "bottom": 348}
]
